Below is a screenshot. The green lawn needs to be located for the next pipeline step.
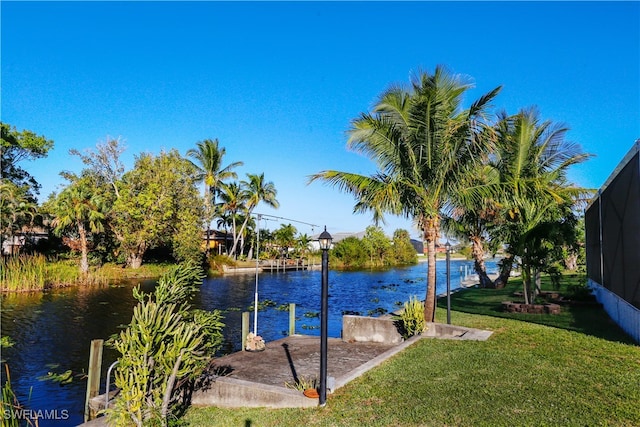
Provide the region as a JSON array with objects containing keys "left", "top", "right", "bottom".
[{"left": 183, "top": 274, "right": 640, "bottom": 426}]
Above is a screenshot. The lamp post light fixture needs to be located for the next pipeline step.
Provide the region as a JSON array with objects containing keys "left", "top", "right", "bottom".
[
  {"left": 445, "top": 241, "right": 452, "bottom": 325},
  {"left": 318, "top": 226, "right": 332, "bottom": 406}
]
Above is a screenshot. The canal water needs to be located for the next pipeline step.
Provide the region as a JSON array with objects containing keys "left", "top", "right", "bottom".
[{"left": 0, "top": 259, "right": 493, "bottom": 426}]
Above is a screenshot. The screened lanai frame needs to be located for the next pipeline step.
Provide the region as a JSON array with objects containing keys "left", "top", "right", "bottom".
[
  {"left": 585, "top": 140, "right": 640, "bottom": 343},
  {"left": 585, "top": 140, "right": 640, "bottom": 308}
]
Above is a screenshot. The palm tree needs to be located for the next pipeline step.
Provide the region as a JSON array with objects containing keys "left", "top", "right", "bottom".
[
  {"left": 0, "top": 182, "right": 37, "bottom": 253},
  {"left": 187, "top": 139, "right": 243, "bottom": 256},
  {"left": 310, "top": 66, "right": 501, "bottom": 321},
  {"left": 441, "top": 163, "right": 502, "bottom": 288},
  {"left": 296, "top": 233, "right": 312, "bottom": 260},
  {"left": 217, "top": 181, "right": 246, "bottom": 258},
  {"left": 230, "top": 173, "right": 279, "bottom": 256},
  {"left": 487, "top": 108, "right": 592, "bottom": 300},
  {"left": 51, "top": 182, "right": 105, "bottom": 274},
  {"left": 273, "top": 223, "right": 297, "bottom": 259}
]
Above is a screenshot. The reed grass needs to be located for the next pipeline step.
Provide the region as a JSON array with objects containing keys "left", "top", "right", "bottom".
[
  {"left": 1, "top": 254, "right": 49, "bottom": 291},
  {"left": 1, "top": 364, "right": 37, "bottom": 426},
  {"left": 0, "top": 254, "right": 109, "bottom": 292}
]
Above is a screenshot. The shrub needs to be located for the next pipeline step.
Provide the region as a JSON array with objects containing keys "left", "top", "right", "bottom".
[
  {"left": 207, "top": 254, "right": 236, "bottom": 274},
  {"left": 395, "top": 296, "right": 427, "bottom": 339},
  {"left": 566, "top": 282, "right": 594, "bottom": 301},
  {"left": 106, "top": 263, "right": 224, "bottom": 426},
  {"left": 391, "top": 229, "right": 418, "bottom": 265},
  {"left": 331, "top": 236, "right": 368, "bottom": 269}
]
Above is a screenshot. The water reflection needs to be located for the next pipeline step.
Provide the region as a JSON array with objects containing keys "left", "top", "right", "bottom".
[{"left": 0, "top": 259, "right": 490, "bottom": 426}]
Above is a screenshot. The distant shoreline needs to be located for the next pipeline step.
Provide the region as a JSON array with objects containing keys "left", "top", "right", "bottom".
[{"left": 417, "top": 255, "right": 468, "bottom": 262}]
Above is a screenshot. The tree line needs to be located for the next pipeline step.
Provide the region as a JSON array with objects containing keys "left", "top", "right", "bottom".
[
  {"left": 0, "top": 127, "right": 289, "bottom": 272},
  {"left": 331, "top": 226, "right": 417, "bottom": 269},
  {"left": 2, "top": 124, "right": 419, "bottom": 277}
]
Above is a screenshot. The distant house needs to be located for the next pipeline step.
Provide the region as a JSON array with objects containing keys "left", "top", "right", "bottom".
[
  {"left": 410, "top": 239, "right": 424, "bottom": 254},
  {"left": 585, "top": 140, "right": 640, "bottom": 343},
  {"left": 202, "top": 230, "right": 234, "bottom": 255},
  {"left": 1, "top": 226, "right": 49, "bottom": 255}
]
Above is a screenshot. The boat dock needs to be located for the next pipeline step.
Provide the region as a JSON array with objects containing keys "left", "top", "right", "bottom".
[{"left": 81, "top": 317, "right": 492, "bottom": 426}]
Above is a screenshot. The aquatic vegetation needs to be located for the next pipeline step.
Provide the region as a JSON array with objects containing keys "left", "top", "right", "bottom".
[
  {"left": 0, "top": 336, "right": 14, "bottom": 348},
  {"left": 367, "top": 307, "right": 388, "bottom": 316},
  {"left": 1, "top": 254, "right": 48, "bottom": 291},
  {"left": 341, "top": 310, "right": 362, "bottom": 316},
  {"left": 38, "top": 369, "right": 83, "bottom": 385},
  {"left": 248, "top": 299, "right": 277, "bottom": 311},
  {"left": 0, "top": 254, "right": 108, "bottom": 292}
]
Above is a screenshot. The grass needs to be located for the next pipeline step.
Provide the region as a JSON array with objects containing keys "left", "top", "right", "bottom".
[
  {"left": 446, "top": 273, "right": 631, "bottom": 342},
  {"left": 99, "top": 262, "right": 174, "bottom": 280},
  {"left": 0, "top": 254, "right": 88, "bottom": 291},
  {"left": 183, "top": 272, "right": 640, "bottom": 426},
  {"left": 0, "top": 254, "right": 174, "bottom": 292}
]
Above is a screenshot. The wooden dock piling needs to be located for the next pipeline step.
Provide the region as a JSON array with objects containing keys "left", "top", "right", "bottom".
[
  {"left": 289, "top": 303, "right": 296, "bottom": 336},
  {"left": 84, "top": 339, "right": 103, "bottom": 422}
]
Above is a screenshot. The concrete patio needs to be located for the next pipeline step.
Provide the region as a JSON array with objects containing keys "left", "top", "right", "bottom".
[{"left": 81, "top": 318, "right": 492, "bottom": 425}]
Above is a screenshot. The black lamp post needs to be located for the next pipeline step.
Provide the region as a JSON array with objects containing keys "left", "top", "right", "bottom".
[
  {"left": 445, "top": 241, "right": 452, "bottom": 324},
  {"left": 318, "top": 226, "right": 332, "bottom": 406}
]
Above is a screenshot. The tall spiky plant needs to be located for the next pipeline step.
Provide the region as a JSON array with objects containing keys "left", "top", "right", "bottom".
[{"left": 106, "top": 263, "right": 224, "bottom": 427}]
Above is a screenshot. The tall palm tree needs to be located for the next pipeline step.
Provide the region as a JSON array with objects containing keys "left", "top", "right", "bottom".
[
  {"left": 310, "top": 66, "right": 501, "bottom": 321},
  {"left": 51, "top": 182, "right": 105, "bottom": 274},
  {"left": 217, "top": 181, "right": 246, "bottom": 258},
  {"left": 187, "top": 139, "right": 243, "bottom": 256},
  {"left": 487, "top": 108, "right": 592, "bottom": 299},
  {"left": 230, "top": 173, "right": 279, "bottom": 256}
]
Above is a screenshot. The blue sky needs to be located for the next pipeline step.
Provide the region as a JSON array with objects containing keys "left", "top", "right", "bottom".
[{"left": 2, "top": 1, "right": 639, "bottom": 239}]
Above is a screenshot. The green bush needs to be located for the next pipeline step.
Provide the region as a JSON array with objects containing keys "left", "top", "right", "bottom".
[
  {"left": 331, "top": 236, "right": 368, "bottom": 269},
  {"left": 566, "top": 282, "right": 594, "bottom": 301},
  {"left": 458, "top": 245, "right": 473, "bottom": 260},
  {"left": 395, "top": 296, "right": 427, "bottom": 339},
  {"left": 391, "top": 229, "right": 418, "bottom": 265},
  {"left": 207, "top": 254, "right": 236, "bottom": 274},
  {"left": 106, "top": 263, "right": 224, "bottom": 426}
]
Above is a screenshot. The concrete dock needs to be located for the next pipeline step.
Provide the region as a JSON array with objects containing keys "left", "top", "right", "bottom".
[
  {"left": 81, "top": 318, "right": 492, "bottom": 425},
  {"left": 189, "top": 334, "right": 415, "bottom": 409}
]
